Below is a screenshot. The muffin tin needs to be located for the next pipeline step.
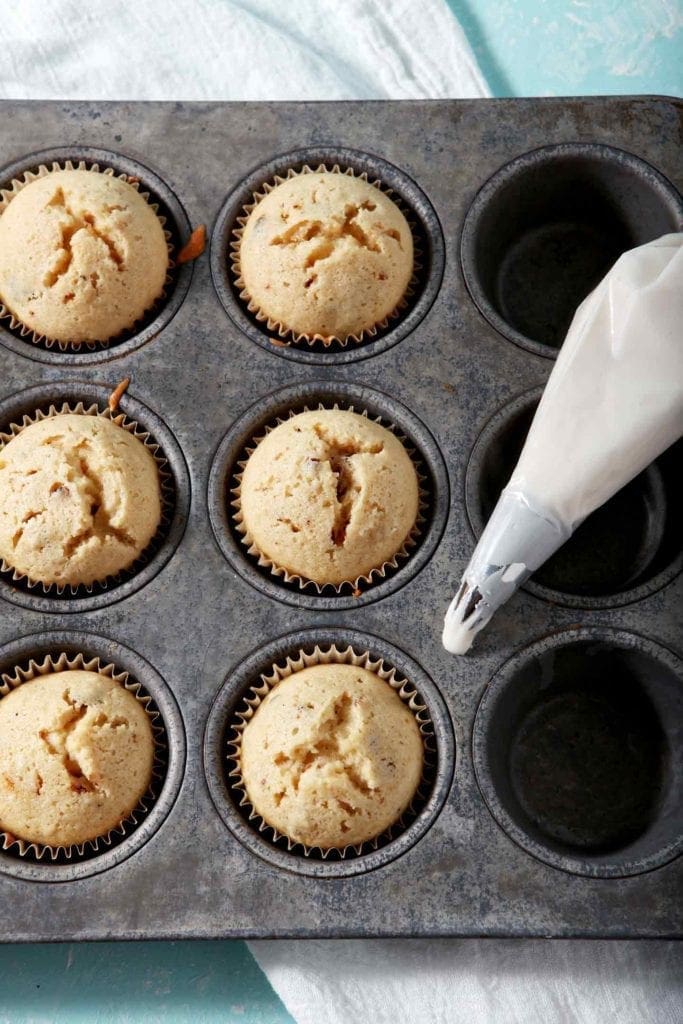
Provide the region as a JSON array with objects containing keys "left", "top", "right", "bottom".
[{"left": 0, "top": 97, "right": 681, "bottom": 941}]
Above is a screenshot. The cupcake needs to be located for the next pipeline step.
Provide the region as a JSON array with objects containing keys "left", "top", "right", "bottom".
[
  {"left": 0, "top": 413, "right": 161, "bottom": 587},
  {"left": 239, "top": 662, "right": 423, "bottom": 849},
  {"left": 235, "top": 170, "right": 413, "bottom": 343},
  {"left": 237, "top": 409, "right": 419, "bottom": 587},
  {"left": 0, "top": 669, "right": 154, "bottom": 848},
  {"left": 0, "top": 169, "right": 168, "bottom": 345}
]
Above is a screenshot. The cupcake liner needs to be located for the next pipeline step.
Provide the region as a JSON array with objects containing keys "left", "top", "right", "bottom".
[
  {"left": 0, "top": 399, "right": 175, "bottom": 598},
  {"left": 0, "top": 650, "right": 167, "bottom": 863},
  {"left": 230, "top": 401, "right": 430, "bottom": 595},
  {"left": 226, "top": 642, "right": 437, "bottom": 860},
  {"left": 0, "top": 159, "right": 175, "bottom": 352},
  {"left": 230, "top": 163, "right": 424, "bottom": 348}
]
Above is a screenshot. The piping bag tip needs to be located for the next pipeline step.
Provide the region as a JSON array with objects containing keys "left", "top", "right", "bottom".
[
  {"left": 442, "top": 582, "right": 487, "bottom": 655},
  {"left": 442, "top": 565, "right": 525, "bottom": 655},
  {"left": 441, "top": 491, "right": 569, "bottom": 656}
]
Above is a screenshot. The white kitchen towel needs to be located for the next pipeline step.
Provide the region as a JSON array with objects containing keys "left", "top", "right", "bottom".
[
  {"left": 251, "top": 938, "right": 683, "bottom": 1024},
  {"left": 0, "top": 0, "right": 489, "bottom": 101}
]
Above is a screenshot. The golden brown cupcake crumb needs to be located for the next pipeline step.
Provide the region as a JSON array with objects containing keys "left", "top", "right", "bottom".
[
  {"left": 108, "top": 377, "right": 130, "bottom": 413},
  {"left": 177, "top": 224, "right": 206, "bottom": 264}
]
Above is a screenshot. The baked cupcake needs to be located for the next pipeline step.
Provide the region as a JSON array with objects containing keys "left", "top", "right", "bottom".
[
  {"left": 0, "top": 670, "right": 154, "bottom": 847},
  {"left": 240, "top": 662, "right": 423, "bottom": 849},
  {"left": 0, "top": 413, "right": 161, "bottom": 587},
  {"left": 0, "top": 169, "right": 168, "bottom": 345},
  {"left": 237, "top": 409, "right": 419, "bottom": 587},
  {"left": 236, "top": 170, "right": 413, "bottom": 342}
]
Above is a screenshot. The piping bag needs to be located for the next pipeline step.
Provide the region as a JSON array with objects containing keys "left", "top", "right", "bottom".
[{"left": 443, "top": 233, "right": 683, "bottom": 655}]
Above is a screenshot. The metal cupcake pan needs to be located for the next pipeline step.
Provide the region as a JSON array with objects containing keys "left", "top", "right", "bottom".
[{"left": 0, "top": 97, "right": 680, "bottom": 941}]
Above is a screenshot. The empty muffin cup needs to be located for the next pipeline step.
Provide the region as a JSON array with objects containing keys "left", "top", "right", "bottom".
[
  {"left": 466, "top": 388, "right": 683, "bottom": 608},
  {"left": 461, "top": 143, "right": 683, "bottom": 357},
  {"left": 0, "top": 631, "right": 185, "bottom": 882},
  {"left": 472, "top": 628, "right": 683, "bottom": 877},
  {"left": 203, "top": 628, "right": 455, "bottom": 878}
]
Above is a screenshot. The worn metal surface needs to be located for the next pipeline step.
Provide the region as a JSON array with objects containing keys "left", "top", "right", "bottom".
[{"left": 0, "top": 97, "right": 681, "bottom": 941}]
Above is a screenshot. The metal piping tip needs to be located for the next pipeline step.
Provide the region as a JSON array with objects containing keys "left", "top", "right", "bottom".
[
  {"left": 442, "top": 579, "right": 489, "bottom": 655},
  {"left": 441, "top": 490, "right": 569, "bottom": 656}
]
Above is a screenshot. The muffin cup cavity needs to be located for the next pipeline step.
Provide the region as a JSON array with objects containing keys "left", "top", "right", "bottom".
[
  {"left": 461, "top": 143, "right": 683, "bottom": 358},
  {"left": 0, "top": 148, "right": 193, "bottom": 365},
  {"left": 204, "top": 628, "right": 454, "bottom": 878},
  {"left": 466, "top": 388, "right": 683, "bottom": 608},
  {"left": 0, "top": 631, "right": 185, "bottom": 882},
  {"left": 473, "top": 628, "right": 683, "bottom": 878},
  {"left": 0, "top": 382, "right": 190, "bottom": 613},
  {"left": 208, "top": 381, "right": 449, "bottom": 609},
  {"left": 210, "top": 147, "right": 445, "bottom": 364}
]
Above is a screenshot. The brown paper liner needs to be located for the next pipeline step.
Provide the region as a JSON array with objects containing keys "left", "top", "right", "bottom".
[
  {"left": 226, "top": 642, "right": 437, "bottom": 860},
  {"left": 0, "top": 159, "right": 175, "bottom": 352},
  {"left": 0, "top": 400, "right": 174, "bottom": 597},
  {"left": 0, "top": 651, "right": 166, "bottom": 862},
  {"left": 230, "top": 163, "right": 424, "bottom": 348},
  {"left": 230, "top": 402, "right": 429, "bottom": 595}
]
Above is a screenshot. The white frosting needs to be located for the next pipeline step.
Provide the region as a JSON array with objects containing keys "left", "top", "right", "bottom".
[
  {"left": 442, "top": 602, "right": 477, "bottom": 654},
  {"left": 443, "top": 234, "right": 683, "bottom": 655}
]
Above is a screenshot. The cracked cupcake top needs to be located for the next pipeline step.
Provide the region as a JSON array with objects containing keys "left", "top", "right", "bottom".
[
  {"left": 0, "top": 670, "right": 154, "bottom": 847},
  {"left": 237, "top": 171, "right": 413, "bottom": 340},
  {"left": 238, "top": 409, "right": 419, "bottom": 586},
  {"left": 0, "top": 169, "right": 168, "bottom": 344},
  {"left": 240, "top": 663, "right": 423, "bottom": 849},
  {"left": 0, "top": 413, "right": 161, "bottom": 587}
]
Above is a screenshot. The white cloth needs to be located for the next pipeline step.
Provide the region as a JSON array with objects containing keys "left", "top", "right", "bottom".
[
  {"left": 251, "top": 938, "right": 683, "bottom": 1024},
  {"left": 0, "top": 4, "right": 678, "bottom": 1023},
  {"left": 0, "top": 0, "right": 489, "bottom": 101}
]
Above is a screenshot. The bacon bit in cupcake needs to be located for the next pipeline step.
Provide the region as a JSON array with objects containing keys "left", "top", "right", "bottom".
[
  {"left": 108, "top": 377, "right": 130, "bottom": 413},
  {"left": 269, "top": 337, "right": 291, "bottom": 348},
  {"left": 127, "top": 176, "right": 140, "bottom": 185},
  {"left": 177, "top": 225, "right": 206, "bottom": 264},
  {"left": 352, "top": 587, "right": 362, "bottom": 598}
]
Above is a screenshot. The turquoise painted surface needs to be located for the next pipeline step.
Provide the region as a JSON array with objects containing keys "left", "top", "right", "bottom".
[
  {"left": 446, "top": 0, "right": 682, "bottom": 98},
  {"left": 3, "top": 3, "right": 681, "bottom": 1022},
  {"left": 0, "top": 941, "right": 292, "bottom": 1024}
]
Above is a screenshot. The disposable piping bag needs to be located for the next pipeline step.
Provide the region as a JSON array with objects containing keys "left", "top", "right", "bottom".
[{"left": 443, "top": 233, "right": 683, "bottom": 655}]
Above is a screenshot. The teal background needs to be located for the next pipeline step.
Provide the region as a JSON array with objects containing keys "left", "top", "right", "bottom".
[
  {"left": 2, "top": 2, "right": 681, "bottom": 1022},
  {"left": 448, "top": 0, "right": 682, "bottom": 99}
]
